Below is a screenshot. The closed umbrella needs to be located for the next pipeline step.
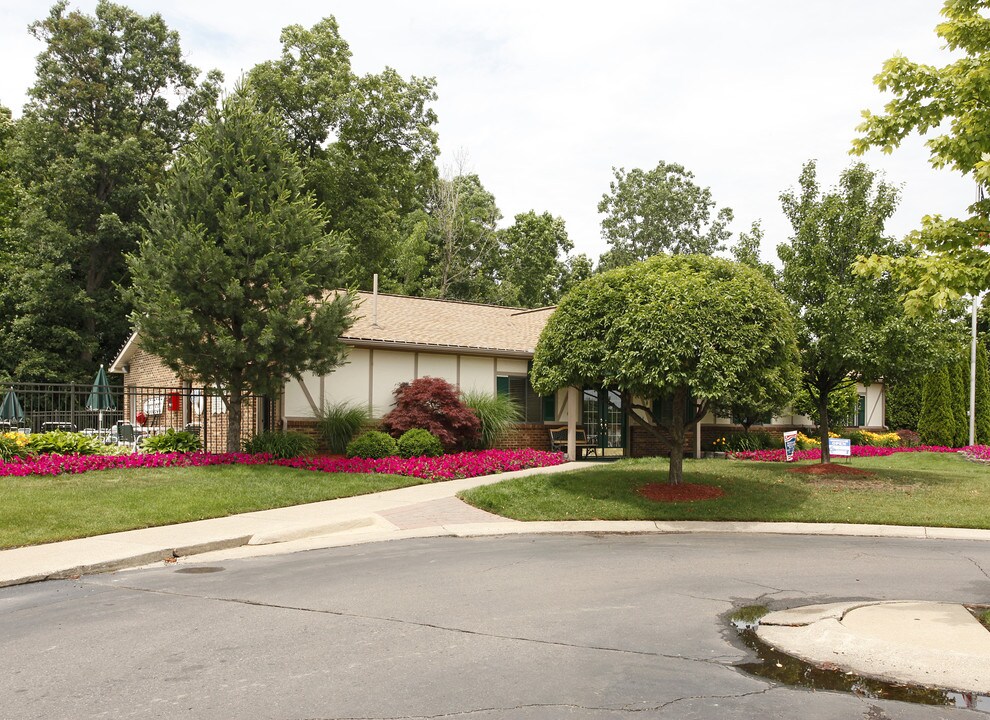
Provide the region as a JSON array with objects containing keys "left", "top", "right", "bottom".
[
  {"left": 0, "top": 387, "right": 24, "bottom": 424},
  {"left": 85, "top": 365, "right": 116, "bottom": 434}
]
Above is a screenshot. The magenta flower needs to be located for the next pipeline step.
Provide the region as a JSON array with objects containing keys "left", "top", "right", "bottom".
[
  {"left": 727, "top": 445, "right": 986, "bottom": 462},
  {"left": 0, "top": 448, "right": 566, "bottom": 480}
]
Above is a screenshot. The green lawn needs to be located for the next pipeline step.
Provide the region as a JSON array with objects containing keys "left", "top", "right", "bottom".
[
  {"left": 459, "top": 454, "right": 990, "bottom": 528},
  {"left": 0, "top": 465, "right": 420, "bottom": 549}
]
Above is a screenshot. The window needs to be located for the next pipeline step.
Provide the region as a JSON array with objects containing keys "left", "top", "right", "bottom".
[
  {"left": 496, "top": 374, "right": 554, "bottom": 423},
  {"left": 652, "top": 394, "right": 697, "bottom": 424}
]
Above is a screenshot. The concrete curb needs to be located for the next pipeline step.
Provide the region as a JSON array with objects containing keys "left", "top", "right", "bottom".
[{"left": 0, "top": 536, "right": 252, "bottom": 588}]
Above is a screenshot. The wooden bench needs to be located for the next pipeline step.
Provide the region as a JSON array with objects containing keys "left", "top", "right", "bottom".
[{"left": 549, "top": 426, "right": 597, "bottom": 458}]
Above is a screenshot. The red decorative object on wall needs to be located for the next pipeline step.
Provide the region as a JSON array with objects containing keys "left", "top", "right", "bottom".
[
  {"left": 135, "top": 411, "right": 147, "bottom": 426},
  {"left": 169, "top": 393, "right": 181, "bottom": 412}
]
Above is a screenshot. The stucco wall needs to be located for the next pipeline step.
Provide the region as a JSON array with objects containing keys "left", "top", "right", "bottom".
[{"left": 283, "top": 346, "right": 511, "bottom": 420}]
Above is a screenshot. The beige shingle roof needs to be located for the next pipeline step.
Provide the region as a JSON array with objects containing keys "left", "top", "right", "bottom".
[
  {"left": 109, "top": 292, "right": 554, "bottom": 372},
  {"left": 341, "top": 292, "right": 553, "bottom": 356}
]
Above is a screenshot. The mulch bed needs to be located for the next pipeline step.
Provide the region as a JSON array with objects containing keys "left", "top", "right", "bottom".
[
  {"left": 637, "top": 483, "right": 725, "bottom": 503},
  {"left": 788, "top": 463, "right": 874, "bottom": 477}
]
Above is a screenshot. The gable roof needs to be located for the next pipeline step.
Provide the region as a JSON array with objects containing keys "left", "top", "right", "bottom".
[{"left": 109, "top": 292, "right": 555, "bottom": 372}]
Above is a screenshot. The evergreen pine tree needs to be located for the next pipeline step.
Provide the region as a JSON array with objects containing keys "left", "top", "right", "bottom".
[
  {"left": 127, "top": 88, "right": 354, "bottom": 451},
  {"left": 917, "top": 368, "right": 956, "bottom": 447},
  {"left": 885, "top": 375, "right": 923, "bottom": 431},
  {"left": 951, "top": 358, "right": 969, "bottom": 446},
  {"left": 976, "top": 343, "right": 990, "bottom": 444}
]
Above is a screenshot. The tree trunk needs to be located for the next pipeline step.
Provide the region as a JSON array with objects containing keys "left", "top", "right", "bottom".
[
  {"left": 226, "top": 391, "right": 243, "bottom": 454},
  {"left": 818, "top": 390, "right": 830, "bottom": 464},
  {"left": 668, "top": 386, "right": 687, "bottom": 485}
]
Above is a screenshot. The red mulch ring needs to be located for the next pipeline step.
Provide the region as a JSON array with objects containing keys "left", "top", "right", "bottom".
[
  {"left": 637, "top": 483, "right": 725, "bottom": 503},
  {"left": 788, "top": 463, "right": 875, "bottom": 477}
]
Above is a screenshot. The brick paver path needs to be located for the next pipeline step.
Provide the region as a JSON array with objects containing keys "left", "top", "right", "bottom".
[{"left": 378, "top": 497, "right": 515, "bottom": 531}]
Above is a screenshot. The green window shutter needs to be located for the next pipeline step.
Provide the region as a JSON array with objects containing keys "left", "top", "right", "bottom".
[
  {"left": 496, "top": 376, "right": 510, "bottom": 397},
  {"left": 542, "top": 394, "right": 555, "bottom": 421},
  {"left": 857, "top": 395, "right": 866, "bottom": 427}
]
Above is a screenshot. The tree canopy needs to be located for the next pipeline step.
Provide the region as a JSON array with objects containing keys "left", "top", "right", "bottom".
[
  {"left": 531, "top": 254, "right": 799, "bottom": 485},
  {"left": 853, "top": 0, "right": 990, "bottom": 308},
  {"left": 777, "top": 161, "right": 948, "bottom": 460},
  {"left": 248, "top": 17, "right": 439, "bottom": 289},
  {"left": 0, "top": 1, "right": 220, "bottom": 382},
  {"left": 597, "top": 161, "right": 733, "bottom": 269},
  {"left": 496, "top": 211, "right": 574, "bottom": 307},
  {"left": 126, "top": 89, "right": 354, "bottom": 451}
]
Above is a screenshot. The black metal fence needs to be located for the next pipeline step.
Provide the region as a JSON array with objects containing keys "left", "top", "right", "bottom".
[{"left": 0, "top": 382, "right": 270, "bottom": 453}]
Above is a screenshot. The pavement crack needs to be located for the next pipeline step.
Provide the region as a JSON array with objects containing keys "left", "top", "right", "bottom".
[
  {"left": 298, "top": 688, "right": 776, "bottom": 718},
  {"left": 961, "top": 554, "right": 990, "bottom": 582},
  {"left": 91, "top": 581, "right": 740, "bottom": 672}
]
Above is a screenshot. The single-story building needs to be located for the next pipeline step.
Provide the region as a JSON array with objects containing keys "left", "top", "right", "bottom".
[{"left": 109, "top": 290, "right": 888, "bottom": 457}]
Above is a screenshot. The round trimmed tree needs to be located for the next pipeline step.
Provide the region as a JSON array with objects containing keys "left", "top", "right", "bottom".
[{"left": 531, "top": 254, "right": 800, "bottom": 485}]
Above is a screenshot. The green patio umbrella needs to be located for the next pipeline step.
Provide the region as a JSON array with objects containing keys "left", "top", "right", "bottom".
[
  {"left": 0, "top": 387, "right": 24, "bottom": 423},
  {"left": 86, "top": 365, "right": 116, "bottom": 433}
]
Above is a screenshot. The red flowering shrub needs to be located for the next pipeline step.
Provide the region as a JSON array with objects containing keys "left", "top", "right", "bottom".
[{"left": 380, "top": 377, "right": 481, "bottom": 451}]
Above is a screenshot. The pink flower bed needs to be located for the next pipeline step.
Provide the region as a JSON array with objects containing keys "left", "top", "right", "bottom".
[
  {"left": 728, "top": 445, "right": 988, "bottom": 463},
  {"left": 0, "top": 448, "right": 566, "bottom": 480},
  {"left": 274, "top": 448, "right": 567, "bottom": 481},
  {"left": 960, "top": 445, "right": 990, "bottom": 463}
]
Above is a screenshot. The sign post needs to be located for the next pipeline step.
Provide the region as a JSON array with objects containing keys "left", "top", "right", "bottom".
[{"left": 783, "top": 430, "right": 798, "bottom": 462}]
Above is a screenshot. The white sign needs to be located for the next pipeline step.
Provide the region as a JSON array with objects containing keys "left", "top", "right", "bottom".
[
  {"left": 828, "top": 438, "right": 852, "bottom": 457},
  {"left": 142, "top": 396, "right": 165, "bottom": 416}
]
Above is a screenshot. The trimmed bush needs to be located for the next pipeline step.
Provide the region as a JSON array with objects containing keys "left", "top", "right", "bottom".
[
  {"left": 918, "top": 368, "right": 955, "bottom": 447},
  {"left": 397, "top": 428, "right": 444, "bottom": 458},
  {"left": 977, "top": 343, "right": 990, "bottom": 444},
  {"left": 346, "top": 430, "right": 398, "bottom": 459},
  {"left": 894, "top": 428, "right": 920, "bottom": 447},
  {"left": 885, "top": 376, "right": 923, "bottom": 431},
  {"left": 27, "top": 431, "right": 104, "bottom": 456},
  {"left": 462, "top": 390, "right": 522, "bottom": 449},
  {"left": 316, "top": 402, "right": 370, "bottom": 454},
  {"left": 380, "top": 377, "right": 481, "bottom": 451},
  {"left": 243, "top": 431, "right": 315, "bottom": 459},
  {"left": 141, "top": 429, "right": 201, "bottom": 454},
  {"left": 951, "top": 359, "right": 969, "bottom": 447}
]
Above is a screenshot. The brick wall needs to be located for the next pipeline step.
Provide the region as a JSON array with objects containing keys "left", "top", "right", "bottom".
[{"left": 496, "top": 423, "right": 551, "bottom": 451}]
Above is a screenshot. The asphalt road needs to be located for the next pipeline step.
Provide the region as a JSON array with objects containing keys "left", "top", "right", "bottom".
[{"left": 2, "top": 533, "right": 989, "bottom": 720}]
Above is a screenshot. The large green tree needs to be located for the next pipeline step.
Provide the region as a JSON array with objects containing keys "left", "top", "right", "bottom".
[
  {"left": 853, "top": 0, "right": 990, "bottom": 308},
  {"left": 248, "top": 17, "right": 439, "bottom": 289},
  {"left": 419, "top": 172, "right": 502, "bottom": 302},
  {"left": 597, "top": 161, "right": 733, "bottom": 269},
  {"left": 531, "top": 255, "right": 799, "bottom": 485},
  {"left": 126, "top": 90, "right": 354, "bottom": 451},
  {"left": 0, "top": 2, "right": 220, "bottom": 382},
  {"left": 778, "top": 161, "right": 943, "bottom": 462},
  {"left": 497, "top": 211, "right": 573, "bottom": 307}
]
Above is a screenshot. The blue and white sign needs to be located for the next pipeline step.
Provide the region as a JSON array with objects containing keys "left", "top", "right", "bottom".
[
  {"left": 783, "top": 430, "right": 798, "bottom": 462},
  {"left": 828, "top": 438, "right": 852, "bottom": 457}
]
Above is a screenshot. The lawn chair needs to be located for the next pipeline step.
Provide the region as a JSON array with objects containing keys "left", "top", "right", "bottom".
[{"left": 116, "top": 421, "right": 136, "bottom": 451}]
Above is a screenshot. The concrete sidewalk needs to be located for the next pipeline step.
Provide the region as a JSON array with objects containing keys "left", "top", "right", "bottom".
[{"left": 759, "top": 601, "right": 990, "bottom": 696}]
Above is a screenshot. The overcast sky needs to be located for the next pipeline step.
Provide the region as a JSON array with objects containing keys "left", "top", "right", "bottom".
[{"left": 0, "top": 0, "right": 975, "bottom": 267}]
